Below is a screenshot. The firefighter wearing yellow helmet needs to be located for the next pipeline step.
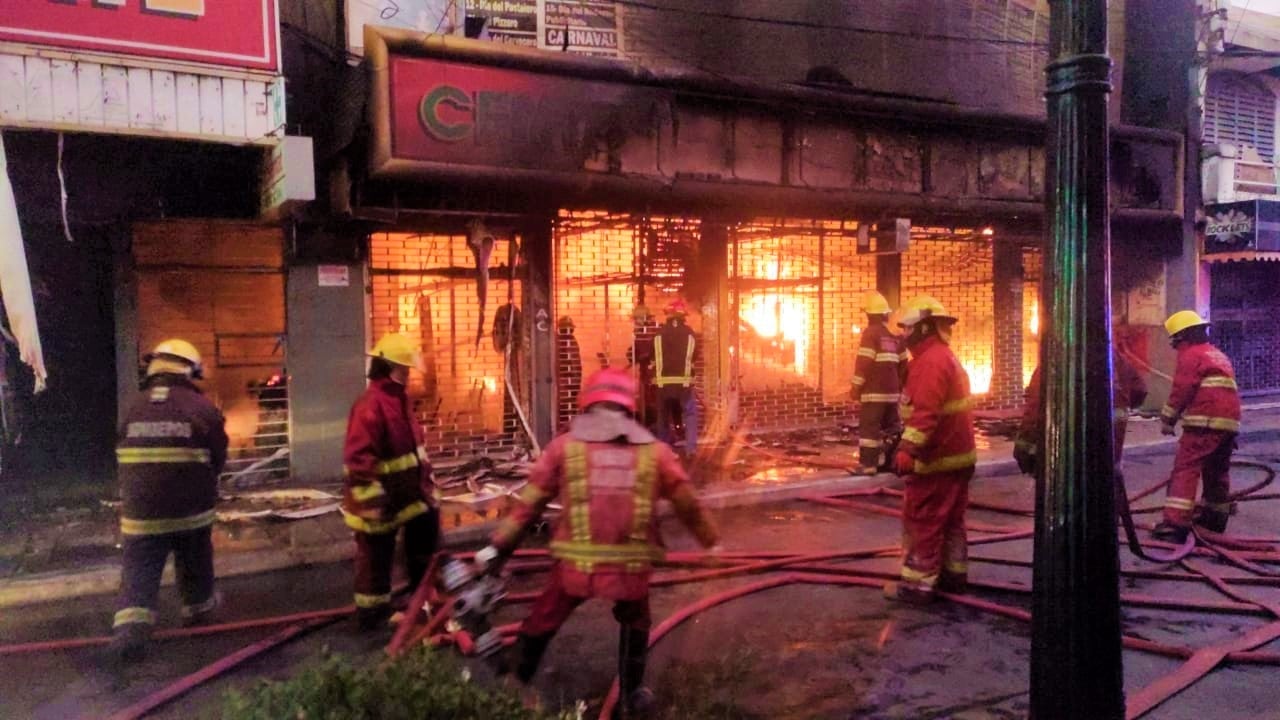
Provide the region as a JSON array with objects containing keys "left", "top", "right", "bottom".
[
  {"left": 110, "top": 339, "right": 228, "bottom": 663},
  {"left": 886, "top": 296, "right": 976, "bottom": 604},
  {"left": 1153, "top": 311, "right": 1241, "bottom": 543},
  {"left": 851, "top": 290, "right": 908, "bottom": 474},
  {"left": 342, "top": 333, "right": 440, "bottom": 629}
]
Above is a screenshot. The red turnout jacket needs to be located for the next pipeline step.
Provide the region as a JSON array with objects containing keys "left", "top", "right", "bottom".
[
  {"left": 1160, "top": 342, "right": 1241, "bottom": 433},
  {"left": 342, "top": 377, "right": 435, "bottom": 534},
  {"left": 897, "top": 336, "right": 976, "bottom": 475},
  {"left": 852, "top": 321, "right": 909, "bottom": 403}
]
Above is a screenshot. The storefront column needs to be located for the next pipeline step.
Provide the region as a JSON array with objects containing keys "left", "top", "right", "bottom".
[
  {"left": 875, "top": 232, "right": 902, "bottom": 310},
  {"left": 991, "top": 241, "right": 1025, "bottom": 406},
  {"left": 287, "top": 256, "right": 368, "bottom": 483},
  {"left": 522, "top": 217, "right": 555, "bottom": 448},
  {"left": 698, "top": 220, "right": 732, "bottom": 426}
]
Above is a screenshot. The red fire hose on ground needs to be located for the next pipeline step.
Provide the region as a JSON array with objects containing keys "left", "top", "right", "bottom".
[{"left": 2, "top": 463, "right": 1278, "bottom": 720}]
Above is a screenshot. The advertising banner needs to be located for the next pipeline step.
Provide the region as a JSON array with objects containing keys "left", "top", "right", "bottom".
[{"left": 0, "top": 0, "right": 279, "bottom": 72}]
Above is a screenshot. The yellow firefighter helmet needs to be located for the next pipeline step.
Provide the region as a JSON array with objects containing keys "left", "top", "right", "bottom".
[
  {"left": 146, "top": 338, "right": 204, "bottom": 378},
  {"left": 369, "top": 333, "right": 423, "bottom": 371},
  {"left": 897, "top": 295, "right": 957, "bottom": 329},
  {"left": 862, "top": 291, "right": 892, "bottom": 315},
  {"left": 1164, "top": 310, "right": 1209, "bottom": 338}
]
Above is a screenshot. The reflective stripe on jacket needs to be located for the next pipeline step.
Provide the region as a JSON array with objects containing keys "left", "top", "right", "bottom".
[
  {"left": 898, "top": 336, "right": 976, "bottom": 475},
  {"left": 117, "top": 375, "right": 228, "bottom": 535},
  {"left": 491, "top": 423, "right": 719, "bottom": 601},
  {"left": 654, "top": 320, "right": 696, "bottom": 387},
  {"left": 852, "top": 321, "right": 908, "bottom": 403},
  {"left": 342, "top": 377, "right": 434, "bottom": 534},
  {"left": 1160, "top": 342, "right": 1241, "bottom": 433}
]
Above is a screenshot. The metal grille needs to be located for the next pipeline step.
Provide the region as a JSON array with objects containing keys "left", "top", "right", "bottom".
[
  {"left": 1205, "top": 74, "right": 1276, "bottom": 163},
  {"left": 1210, "top": 262, "right": 1280, "bottom": 392},
  {"left": 219, "top": 375, "right": 290, "bottom": 490}
]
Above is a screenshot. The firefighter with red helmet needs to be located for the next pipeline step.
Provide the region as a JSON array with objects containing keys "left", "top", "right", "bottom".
[
  {"left": 887, "top": 296, "right": 976, "bottom": 603},
  {"left": 653, "top": 299, "right": 699, "bottom": 456},
  {"left": 1015, "top": 349, "right": 1147, "bottom": 476},
  {"left": 342, "top": 333, "right": 441, "bottom": 630},
  {"left": 110, "top": 339, "right": 228, "bottom": 663},
  {"left": 1153, "top": 311, "right": 1241, "bottom": 542},
  {"left": 851, "top": 290, "right": 908, "bottom": 474},
  {"left": 474, "top": 368, "right": 721, "bottom": 717}
]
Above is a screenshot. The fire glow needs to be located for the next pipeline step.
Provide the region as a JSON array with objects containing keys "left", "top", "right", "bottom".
[{"left": 739, "top": 293, "right": 812, "bottom": 374}]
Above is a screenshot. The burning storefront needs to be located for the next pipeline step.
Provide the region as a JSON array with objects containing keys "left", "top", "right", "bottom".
[{"left": 333, "top": 27, "right": 1180, "bottom": 465}]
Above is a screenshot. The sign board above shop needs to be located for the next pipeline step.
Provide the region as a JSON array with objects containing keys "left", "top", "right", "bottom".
[
  {"left": 345, "top": 0, "right": 619, "bottom": 57},
  {"left": 1203, "top": 200, "right": 1280, "bottom": 256},
  {"left": 0, "top": 0, "right": 279, "bottom": 72}
]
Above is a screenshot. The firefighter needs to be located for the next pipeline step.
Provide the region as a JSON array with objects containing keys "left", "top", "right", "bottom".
[
  {"left": 1153, "top": 311, "right": 1241, "bottom": 542},
  {"left": 343, "top": 332, "right": 441, "bottom": 630},
  {"left": 474, "top": 368, "right": 721, "bottom": 717},
  {"left": 887, "top": 296, "right": 976, "bottom": 604},
  {"left": 1014, "top": 349, "right": 1147, "bottom": 476},
  {"left": 653, "top": 299, "right": 699, "bottom": 457},
  {"left": 110, "top": 339, "right": 228, "bottom": 662},
  {"left": 851, "top": 290, "right": 908, "bottom": 475}
]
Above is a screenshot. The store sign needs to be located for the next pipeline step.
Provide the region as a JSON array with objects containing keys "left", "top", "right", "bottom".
[
  {"left": 384, "top": 55, "right": 664, "bottom": 171},
  {"left": 0, "top": 0, "right": 278, "bottom": 71},
  {"left": 1204, "top": 200, "right": 1280, "bottom": 254},
  {"left": 541, "top": 1, "right": 620, "bottom": 56}
]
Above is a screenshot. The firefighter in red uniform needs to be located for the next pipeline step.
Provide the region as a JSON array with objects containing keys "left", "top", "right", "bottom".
[
  {"left": 1015, "top": 349, "right": 1147, "bottom": 476},
  {"left": 887, "top": 296, "right": 976, "bottom": 604},
  {"left": 474, "top": 368, "right": 721, "bottom": 718},
  {"left": 851, "top": 290, "right": 909, "bottom": 474},
  {"left": 343, "top": 333, "right": 441, "bottom": 629},
  {"left": 110, "top": 339, "right": 228, "bottom": 662},
  {"left": 653, "top": 300, "right": 699, "bottom": 456},
  {"left": 1153, "top": 311, "right": 1242, "bottom": 542}
]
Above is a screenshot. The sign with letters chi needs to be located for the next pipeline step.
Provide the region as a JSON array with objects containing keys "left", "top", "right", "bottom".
[{"left": 0, "top": 0, "right": 279, "bottom": 72}]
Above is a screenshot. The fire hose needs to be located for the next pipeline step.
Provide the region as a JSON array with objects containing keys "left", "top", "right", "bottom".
[{"left": 3, "top": 461, "right": 1279, "bottom": 719}]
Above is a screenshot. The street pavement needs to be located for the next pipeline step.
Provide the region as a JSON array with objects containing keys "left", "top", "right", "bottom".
[{"left": 2, "top": 432, "right": 1279, "bottom": 719}]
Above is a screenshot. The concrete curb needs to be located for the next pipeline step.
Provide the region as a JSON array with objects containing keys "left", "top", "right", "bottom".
[{"left": 3, "top": 424, "right": 1278, "bottom": 610}]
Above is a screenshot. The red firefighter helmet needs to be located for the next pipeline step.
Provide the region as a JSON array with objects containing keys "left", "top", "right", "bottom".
[
  {"left": 664, "top": 299, "right": 688, "bottom": 316},
  {"left": 579, "top": 368, "right": 638, "bottom": 413}
]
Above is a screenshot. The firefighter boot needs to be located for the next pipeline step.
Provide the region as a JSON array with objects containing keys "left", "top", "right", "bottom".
[
  {"left": 615, "top": 626, "right": 655, "bottom": 720},
  {"left": 1151, "top": 521, "right": 1191, "bottom": 544},
  {"left": 356, "top": 604, "right": 393, "bottom": 632},
  {"left": 107, "top": 623, "right": 151, "bottom": 666},
  {"left": 883, "top": 581, "right": 935, "bottom": 605},
  {"left": 514, "top": 632, "right": 554, "bottom": 684},
  {"left": 1192, "top": 504, "right": 1232, "bottom": 534},
  {"left": 936, "top": 572, "right": 968, "bottom": 594}
]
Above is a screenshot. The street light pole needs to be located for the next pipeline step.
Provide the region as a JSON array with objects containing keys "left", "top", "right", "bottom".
[{"left": 1032, "top": 1, "right": 1125, "bottom": 718}]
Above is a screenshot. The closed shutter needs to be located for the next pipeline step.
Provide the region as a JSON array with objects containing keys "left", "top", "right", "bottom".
[{"left": 1205, "top": 74, "right": 1277, "bottom": 162}]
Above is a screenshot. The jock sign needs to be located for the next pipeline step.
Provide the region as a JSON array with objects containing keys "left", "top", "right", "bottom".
[
  {"left": 0, "top": 0, "right": 278, "bottom": 71},
  {"left": 386, "top": 56, "right": 663, "bottom": 172}
]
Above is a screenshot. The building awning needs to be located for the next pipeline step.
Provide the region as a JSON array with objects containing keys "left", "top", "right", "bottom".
[
  {"left": 1204, "top": 199, "right": 1280, "bottom": 261},
  {"left": 1203, "top": 250, "right": 1280, "bottom": 263}
]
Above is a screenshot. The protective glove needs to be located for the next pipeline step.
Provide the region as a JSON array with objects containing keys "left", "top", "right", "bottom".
[
  {"left": 473, "top": 545, "right": 501, "bottom": 577},
  {"left": 1161, "top": 422, "right": 1176, "bottom": 436},
  {"left": 893, "top": 451, "right": 915, "bottom": 476}
]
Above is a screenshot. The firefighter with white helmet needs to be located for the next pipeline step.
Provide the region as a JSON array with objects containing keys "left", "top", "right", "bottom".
[
  {"left": 342, "top": 332, "right": 440, "bottom": 629},
  {"left": 886, "top": 296, "right": 976, "bottom": 603},
  {"left": 851, "top": 290, "right": 909, "bottom": 474},
  {"left": 475, "top": 367, "right": 720, "bottom": 717},
  {"left": 1153, "top": 310, "right": 1241, "bottom": 542},
  {"left": 110, "top": 339, "right": 228, "bottom": 663}
]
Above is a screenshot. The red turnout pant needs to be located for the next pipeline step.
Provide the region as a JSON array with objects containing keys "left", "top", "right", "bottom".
[
  {"left": 520, "top": 564, "right": 651, "bottom": 637},
  {"left": 1163, "top": 429, "right": 1235, "bottom": 527},
  {"left": 900, "top": 467, "right": 973, "bottom": 591}
]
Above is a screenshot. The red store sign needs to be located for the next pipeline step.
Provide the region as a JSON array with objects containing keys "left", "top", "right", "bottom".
[
  {"left": 0, "top": 0, "right": 279, "bottom": 72},
  {"left": 377, "top": 54, "right": 664, "bottom": 175}
]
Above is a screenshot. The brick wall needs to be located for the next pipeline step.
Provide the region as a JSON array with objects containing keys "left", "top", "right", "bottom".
[
  {"left": 369, "top": 232, "right": 525, "bottom": 459},
  {"left": 902, "top": 239, "right": 999, "bottom": 401}
]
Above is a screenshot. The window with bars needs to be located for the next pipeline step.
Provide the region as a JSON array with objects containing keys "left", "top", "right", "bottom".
[{"left": 1205, "top": 73, "right": 1277, "bottom": 162}]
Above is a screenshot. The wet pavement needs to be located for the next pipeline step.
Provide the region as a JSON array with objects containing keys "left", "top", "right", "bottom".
[{"left": 2, "top": 436, "right": 1280, "bottom": 719}]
